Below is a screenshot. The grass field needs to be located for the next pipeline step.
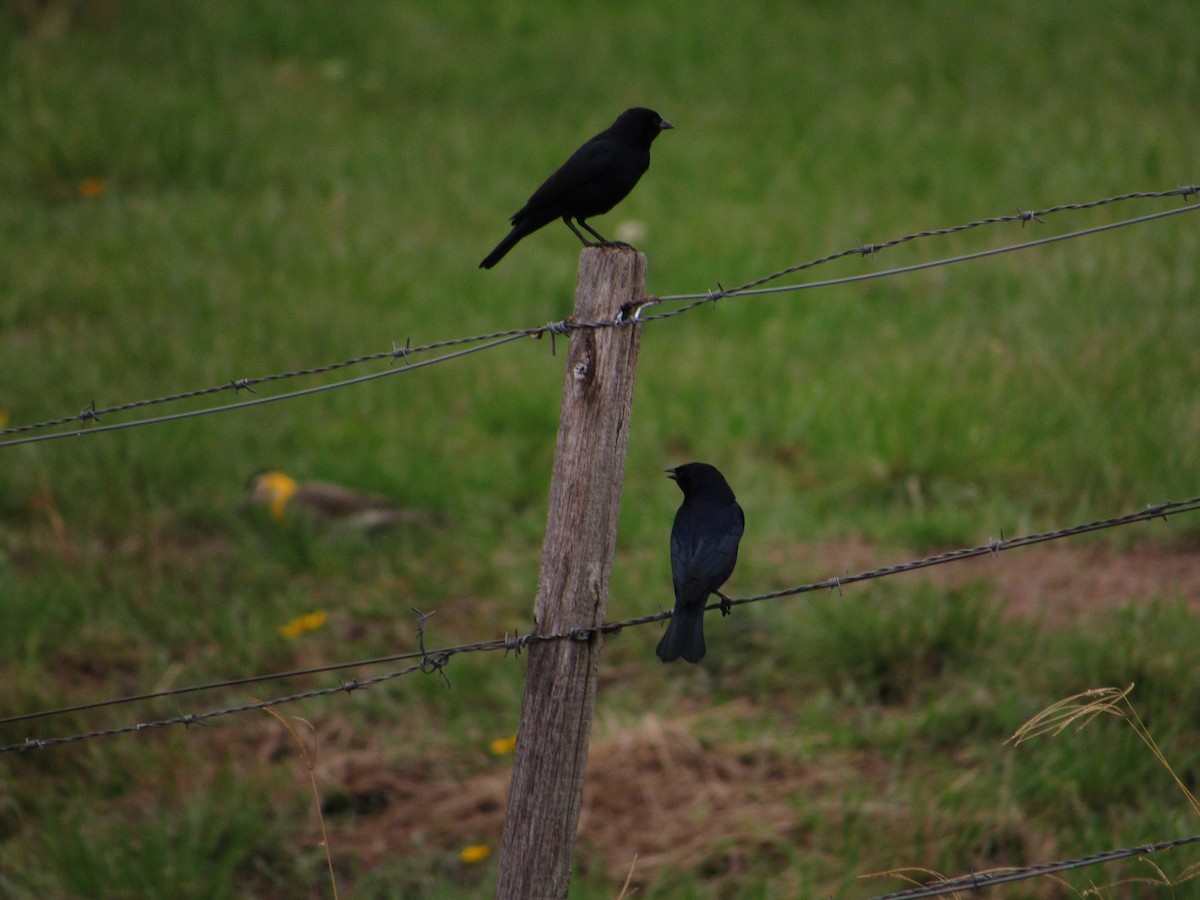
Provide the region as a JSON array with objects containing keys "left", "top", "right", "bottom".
[{"left": 1, "top": 1, "right": 1199, "bottom": 897}]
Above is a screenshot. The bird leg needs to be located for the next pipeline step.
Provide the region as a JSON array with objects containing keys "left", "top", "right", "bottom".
[
  {"left": 568, "top": 217, "right": 635, "bottom": 251},
  {"left": 716, "top": 591, "right": 734, "bottom": 616},
  {"left": 577, "top": 219, "right": 611, "bottom": 243},
  {"left": 563, "top": 216, "right": 598, "bottom": 246}
]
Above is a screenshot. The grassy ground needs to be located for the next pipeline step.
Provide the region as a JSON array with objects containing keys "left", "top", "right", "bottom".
[{"left": 1, "top": 1, "right": 1199, "bottom": 896}]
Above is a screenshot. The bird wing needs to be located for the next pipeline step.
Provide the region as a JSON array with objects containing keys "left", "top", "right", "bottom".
[
  {"left": 290, "top": 481, "right": 444, "bottom": 529},
  {"left": 670, "top": 504, "right": 745, "bottom": 606},
  {"left": 513, "top": 138, "right": 617, "bottom": 221},
  {"left": 293, "top": 481, "right": 395, "bottom": 517}
]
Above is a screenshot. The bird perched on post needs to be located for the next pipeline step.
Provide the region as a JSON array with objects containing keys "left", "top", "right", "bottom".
[
  {"left": 479, "top": 107, "right": 673, "bottom": 269},
  {"left": 656, "top": 462, "right": 745, "bottom": 664},
  {"left": 245, "top": 471, "right": 442, "bottom": 533}
]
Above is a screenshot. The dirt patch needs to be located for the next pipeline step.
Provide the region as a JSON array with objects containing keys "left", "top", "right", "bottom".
[
  {"left": 941, "top": 541, "right": 1200, "bottom": 623},
  {"left": 576, "top": 713, "right": 813, "bottom": 882},
  {"left": 304, "top": 711, "right": 852, "bottom": 887}
]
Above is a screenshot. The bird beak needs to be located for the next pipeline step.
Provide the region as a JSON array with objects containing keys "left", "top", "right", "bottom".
[
  {"left": 659, "top": 119, "right": 674, "bottom": 131},
  {"left": 665, "top": 467, "right": 678, "bottom": 481}
]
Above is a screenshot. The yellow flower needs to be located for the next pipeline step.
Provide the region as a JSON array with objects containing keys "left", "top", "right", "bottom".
[
  {"left": 459, "top": 844, "right": 491, "bottom": 864},
  {"left": 279, "top": 610, "right": 328, "bottom": 639},
  {"left": 252, "top": 471, "right": 299, "bottom": 523},
  {"left": 78, "top": 177, "right": 107, "bottom": 199},
  {"left": 489, "top": 735, "right": 517, "bottom": 755}
]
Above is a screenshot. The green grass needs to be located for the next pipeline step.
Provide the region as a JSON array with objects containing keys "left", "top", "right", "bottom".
[{"left": 1, "top": 0, "right": 1199, "bottom": 896}]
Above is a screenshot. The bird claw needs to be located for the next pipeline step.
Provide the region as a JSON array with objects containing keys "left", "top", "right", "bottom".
[{"left": 717, "top": 592, "right": 733, "bottom": 616}]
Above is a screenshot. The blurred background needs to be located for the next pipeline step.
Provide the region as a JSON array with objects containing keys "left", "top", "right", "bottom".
[{"left": 1, "top": 1, "right": 1198, "bottom": 896}]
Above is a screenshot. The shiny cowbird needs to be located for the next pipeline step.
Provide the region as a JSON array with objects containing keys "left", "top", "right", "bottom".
[
  {"left": 480, "top": 107, "right": 673, "bottom": 269},
  {"left": 656, "top": 463, "right": 745, "bottom": 664}
]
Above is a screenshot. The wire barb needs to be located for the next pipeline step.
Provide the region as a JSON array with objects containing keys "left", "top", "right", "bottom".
[
  {"left": 412, "top": 608, "right": 451, "bottom": 687},
  {"left": 1016, "top": 206, "right": 1045, "bottom": 227},
  {"left": 503, "top": 631, "right": 525, "bottom": 657},
  {"left": 540, "top": 318, "right": 574, "bottom": 356},
  {"left": 391, "top": 338, "right": 412, "bottom": 366}
]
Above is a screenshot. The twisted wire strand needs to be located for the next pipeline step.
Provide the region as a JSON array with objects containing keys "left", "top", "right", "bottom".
[
  {"left": 3, "top": 186, "right": 1194, "bottom": 447},
  {"left": 866, "top": 833, "right": 1200, "bottom": 899}
]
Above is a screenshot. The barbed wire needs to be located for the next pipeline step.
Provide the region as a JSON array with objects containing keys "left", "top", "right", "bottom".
[
  {"left": 0, "top": 332, "right": 532, "bottom": 448},
  {"left": 866, "top": 833, "right": 1200, "bottom": 899},
  {"left": 0, "top": 644, "right": 448, "bottom": 728},
  {"left": 2, "top": 186, "right": 1195, "bottom": 449},
  {"left": 721, "top": 495, "right": 1200, "bottom": 609},
  {"left": 3, "top": 493, "right": 1195, "bottom": 754},
  {"left": 683, "top": 184, "right": 1200, "bottom": 299},
  {"left": 641, "top": 201, "right": 1200, "bottom": 316}
]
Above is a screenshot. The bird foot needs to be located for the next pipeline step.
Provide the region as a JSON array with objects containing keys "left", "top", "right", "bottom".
[
  {"left": 717, "top": 592, "right": 733, "bottom": 616},
  {"left": 598, "top": 240, "right": 635, "bottom": 250}
]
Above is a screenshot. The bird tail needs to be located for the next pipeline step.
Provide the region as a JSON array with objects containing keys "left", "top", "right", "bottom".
[
  {"left": 656, "top": 608, "right": 705, "bottom": 664},
  {"left": 479, "top": 226, "right": 524, "bottom": 269}
]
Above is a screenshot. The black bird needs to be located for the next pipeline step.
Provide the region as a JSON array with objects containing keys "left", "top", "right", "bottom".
[
  {"left": 479, "top": 107, "right": 673, "bottom": 269},
  {"left": 656, "top": 463, "right": 745, "bottom": 664}
]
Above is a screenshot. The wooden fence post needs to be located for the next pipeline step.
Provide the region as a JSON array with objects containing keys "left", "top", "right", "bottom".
[{"left": 493, "top": 246, "right": 645, "bottom": 899}]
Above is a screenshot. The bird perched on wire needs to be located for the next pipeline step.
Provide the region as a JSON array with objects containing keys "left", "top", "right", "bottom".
[
  {"left": 479, "top": 107, "right": 673, "bottom": 269},
  {"left": 656, "top": 462, "right": 745, "bottom": 664},
  {"left": 245, "top": 471, "right": 442, "bottom": 533}
]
